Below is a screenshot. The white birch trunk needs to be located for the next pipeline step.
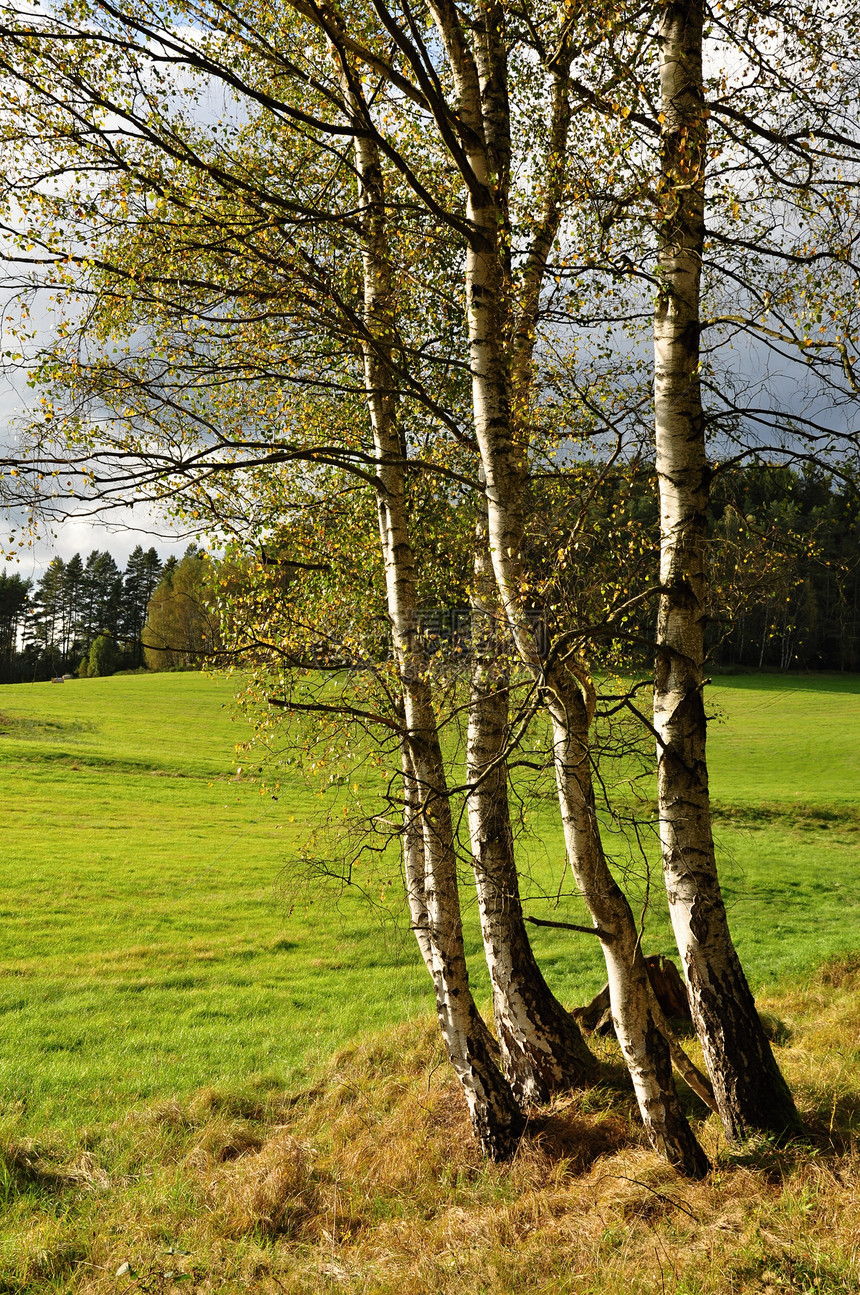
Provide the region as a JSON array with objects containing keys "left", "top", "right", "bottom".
[
  {"left": 346, "top": 82, "right": 523, "bottom": 1159},
  {"left": 401, "top": 739, "right": 501, "bottom": 1062},
  {"left": 546, "top": 674, "right": 708, "bottom": 1173},
  {"left": 401, "top": 742, "right": 434, "bottom": 976},
  {"left": 427, "top": 0, "right": 709, "bottom": 1176},
  {"left": 467, "top": 517, "right": 595, "bottom": 1103},
  {"left": 653, "top": 0, "right": 799, "bottom": 1140}
]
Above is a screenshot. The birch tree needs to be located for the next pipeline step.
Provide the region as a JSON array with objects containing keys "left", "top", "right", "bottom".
[
  {"left": 13, "top": 0, "right": 859, "bottom": 1167},
  {"left": 0, "top": 0, "right": 612, "bottom": 1153},
  {"left": 386, "top": 0, "right": 709, "bottom": 1174},
  {"left": 651, "top": 0, "right": 800, "bottom": 1139},
  {"left": 343, "top": 63, "right": 527, "bottom": 1156},
  {"left": 490, "top": 0, "right": 860, "bottom": 1141},
  {"left": 0, "top": 0, "right": 718, "bottom": 1173},
  {"left": 466, "top": 501, "right": 596, "bottom": 1103},
  {"left": 647, "top": 0, "right": 860, "bottom": 1138}
]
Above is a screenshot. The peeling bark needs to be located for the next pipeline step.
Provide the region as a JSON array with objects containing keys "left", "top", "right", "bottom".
[{"left": 653, "top": 0, "right": 799, "bottom": 1140}]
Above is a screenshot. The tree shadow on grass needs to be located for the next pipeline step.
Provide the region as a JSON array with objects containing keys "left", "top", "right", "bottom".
[{"left": 0, "top": 1143, "right": 78, "bottom": 1203}]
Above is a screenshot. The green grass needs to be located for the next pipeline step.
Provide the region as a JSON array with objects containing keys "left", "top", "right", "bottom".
[
  {"left": 1, "top": 670, "right": 858, "bottom": 1138},
  {"left": 707, "top": 671, "right": 860, "bottom": 804},
  {"left": 0, "top": 672, "right": 429, "bottom": 1134},
  {"left": 516, "top": 672, "right": 860, "bottom": 992},
  {"left": 2, "top": 961, "right": 859, "bottom": 1295},
  {"left": 692, "top": 672, "right": 859, "bottom": 982}
]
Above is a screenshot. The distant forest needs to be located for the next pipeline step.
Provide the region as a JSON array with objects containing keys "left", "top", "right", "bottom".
[
  {"left": 0, "top": 544, "right": 216, "bottom": 683},
  {"left": 598, "top": 462, "right": 860, "bottom": 674},
  {"left": 1, "top": 465, "right": 858, "bottom": 684},
  {"left": 706, "top": 465, "right": 859, "bottom": 672}
]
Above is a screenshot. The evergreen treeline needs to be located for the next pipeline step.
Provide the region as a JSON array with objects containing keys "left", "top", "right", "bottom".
[
  {"left": 1, "top": 466, "right": 857, "bottom": 684},
  {"left": 0, "top": 545, "right": 170, "bottom": 682},
  {"left": 709, "top": 465, "right": 860, "bottom": 672},
  {"left": 581, "top": 462, "right": 860, "bottom": 673}
]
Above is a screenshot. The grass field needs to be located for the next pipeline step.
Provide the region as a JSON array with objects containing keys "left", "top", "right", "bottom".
[
  {"left": 1, "top": 670, "right": 858, "bottom": 1136},
  {"left": 1, "top": 669, "right": 859, "bottom": 1293},
  {"left": 1, "top": 671, "right": 430, "bottom": 1136}
]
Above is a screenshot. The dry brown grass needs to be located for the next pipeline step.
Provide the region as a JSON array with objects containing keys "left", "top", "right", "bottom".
[{"left": 2, "top": 959, "right": 859, "bottom": 1294}]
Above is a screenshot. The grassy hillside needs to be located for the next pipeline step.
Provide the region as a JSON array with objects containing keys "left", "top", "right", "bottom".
[
  {"left": 0, "top": 672, "right": 428, "bottom": 1134},
  {"left": 1, "top": 670, "right": 858, "bottom": 1293},
  {"left": 1, "top": 671, "right": 858, "bottom": 1138},
  {"left": 2, "top": 959, "right": 859, "bottom": 1294}
]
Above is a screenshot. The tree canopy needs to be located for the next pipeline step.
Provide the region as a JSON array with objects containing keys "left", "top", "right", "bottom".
[
  {"left": 1, "top": 545, "right": 166, "bottom": 680},
  {"left": 1, "top": 0, "right": 859, "bottom": 1164}
]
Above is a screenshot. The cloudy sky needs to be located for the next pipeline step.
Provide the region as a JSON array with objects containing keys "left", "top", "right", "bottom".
[{"left": 1, "top": 363, "right": 191, "bottom": 581}]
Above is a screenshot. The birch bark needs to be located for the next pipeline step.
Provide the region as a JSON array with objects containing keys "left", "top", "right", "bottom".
[
  {"left": 346, "top": 72, "right": 524, "bottom": 1159},
  {"left": 401, "top": 742, "right": 434, "bottom": 976},
  {"left": 653, "top": 0, "right": 799, "bottom": 1140},
  {"left": 427, "top": 0, "right": 709, "bottom": 1176},
  {"left": 401, "top": 739, "right": 501, "bottom": 1062},
  {"left": 467, "top": 509, "right": 596, "bottom": 1103}
]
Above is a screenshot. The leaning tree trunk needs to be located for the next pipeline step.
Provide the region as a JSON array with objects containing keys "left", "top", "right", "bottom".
[
  {"left": 401, "top": 742, "right": 435, "bottom": 976},
  {"left": 345, "top": 73, "right": 523, "bottom": 1158},
  {"left": 653, "top": 0, "right": 799, "bottom": 1140},
  {"left": 401, "top": 740, "right": 501, "bottom": 1063},
  {"left": 467, "top": 520, "right": 596, "bottom": 1104},
  {"left": 546, "top": 671, "right": 709, "bottom": 1175},
  {"left": 426, "top": 0, "right": 709, "bottom": 1176}
]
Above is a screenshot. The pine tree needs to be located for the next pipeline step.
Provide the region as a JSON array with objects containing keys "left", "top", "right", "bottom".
[
  {"left": 26, "top": 557, "right": 66, "bottom": 676},
  {"left": 0, "top": 570, "right": 30, "bottom": 682},
  {"left": 61, "top": 552, "right": 85, "bottom": 663},
  {"left": 121, "top": 545, "right": 163, "bottom": 667},
  {"left": 82, "top": 551, "right": 124, "bottom": 648}
]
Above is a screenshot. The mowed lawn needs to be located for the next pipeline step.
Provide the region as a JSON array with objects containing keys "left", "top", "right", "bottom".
[
  {"left": 1, "top": 670, "right": 858, "bottom": 1134},
  {"left": 701, "top": 674, "right": 860, "bottom": 986}
]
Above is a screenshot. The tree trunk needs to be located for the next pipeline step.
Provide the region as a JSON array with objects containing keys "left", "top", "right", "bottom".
[
  {"left": 401, "top": 740, "right": 501, "bottom": 1063},
  {"left": 544, "top": 670, "right": 709, "bottom": 1176},
  {"left": 409, "top": 720, "right": 525, "bottom": 1159},
  {"left": 653, "top": 0, "right": 800, "bottom": 1141},
  {"left": 401, "top": 742, "right": 435, "bottom": 977},
  {"left": 467, "top": 521, "right": 596, "bottom": 1103},
  {"left": 426, "top": 0, "right": 709, "bottom": 1176},
  {"left": 346, "top": 77, "right": 523, "bottom": 1158}
]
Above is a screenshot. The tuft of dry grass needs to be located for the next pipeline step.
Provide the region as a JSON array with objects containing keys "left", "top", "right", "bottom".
[
  {"left": 204, "top": 1132, "right": 319, "bottom": 1239},
  {"left": 1, "top": 959, "right": 859, "bottom": 1294}
]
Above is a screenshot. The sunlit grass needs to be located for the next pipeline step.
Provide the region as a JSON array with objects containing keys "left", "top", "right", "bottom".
[
  {"left": 1, "top": 956, "right": 858, "bottom": 1294},
  {"left": 1, "top": 673, "right": 429, "bottom": 1134},
  {"left": 1, "top": 669, "right": 858, "bottom": 1142}
]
